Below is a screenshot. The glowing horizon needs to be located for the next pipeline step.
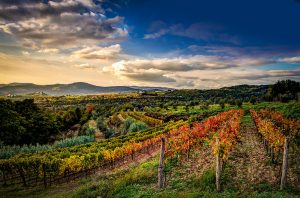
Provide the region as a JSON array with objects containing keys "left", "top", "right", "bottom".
[{"left": 1, "top": 0, "right": 300, "bottom": 89}]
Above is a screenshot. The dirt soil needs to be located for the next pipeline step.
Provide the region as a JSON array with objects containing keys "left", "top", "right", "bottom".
[{"left": 226, "top": 114, "right": 299, "bottom": 191}]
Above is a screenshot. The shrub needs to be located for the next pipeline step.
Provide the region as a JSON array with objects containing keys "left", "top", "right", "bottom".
[
  {"left": 128, "top": 121, "right": 148, "bottom": 133},
  {"left": 235, "top": 99, "right": 242, "bottom": 107},
  {"left": 123, "top": 117, "right": 136, "bottom": 131},
  {"left": 85, "top": 127, "right": 95, "bottom": 136},
  {"left": 53, "top": 136, "right": 94, "bottom": 148}
]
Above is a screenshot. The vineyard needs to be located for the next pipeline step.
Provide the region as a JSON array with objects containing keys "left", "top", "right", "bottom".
[
  {"left": 250, "top": 109, "right": 300, "bottom": 189},
  {"left": 1, "top": 105, "right": 300, "bottom": 197},
  {"left": 0, "top": 109, "right": 246, "bottom": 191},
  {"left": 0, "top": 0, "right": 300, "bottom": 195},
  {"left": 121, "top": 111, "right": 164, "bottom": 127},
  {"left": 0, "top": 120, "right": 186, "bottom": 187}
]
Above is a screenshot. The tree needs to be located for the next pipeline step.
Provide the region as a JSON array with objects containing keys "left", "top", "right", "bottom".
[
  {"left": 227, "top": 97, "right": 235, "bottom": 106},
  {"left": 271, "top": 80, "right": 300, "bottom": 102},
  {"left": 175, "top": 106, "right": 178, "bottom": 111},
  {"left": 250, "top": 96, "right": 256, "bottom": 105},
  {"left": 235, "top": 99, "right": 242, "bottom": 108},
  {"left": 201, "top": 101, "right": 209, "bottom": 110},
  {"left": 185, "top": 105, "right": 189, "bottom": 112},
  {"left": 219, "top": 100, "right": 225, "bottom": 109},
  {"left": 0, "top": 99, "right": 60, "bottom": 145},
  {"left": 0, "top": 109, "right": 26, "bottom": 145}
]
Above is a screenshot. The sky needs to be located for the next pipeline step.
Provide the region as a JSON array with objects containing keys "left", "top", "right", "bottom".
[{"left": 0, "top": 0, "right": 300, "bottom": 89}]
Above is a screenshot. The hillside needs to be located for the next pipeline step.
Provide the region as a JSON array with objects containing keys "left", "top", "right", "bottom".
[
  {"left": 0, "top": 83, "right": 271, "bottom": 100},
  {"left": 164, "top": 84, "right": 270, "bottom": 101},
  {"left": 0, "top": 82, "right": 172, "bottom": 96},
  {"left": 1, "top": 109, "right": 299, "bottom": 198}
]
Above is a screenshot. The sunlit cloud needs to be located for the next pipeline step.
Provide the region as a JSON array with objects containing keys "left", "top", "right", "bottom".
[
  {"left": 0, "top": 0, "right": 127, "bottom": 49},
  {"left": 103, "top": 55, "right": 300, "bottom": 88},
  {"left": 38, "top": 48, "right": 59, "bottom": 54},
  {"left": 278, "top": 56, "right": 300, "bottom": 63},
  {"left": 75, "top": 63, "right": 96, "bottom": 69},
  {"left": 0, "top": 0, "right": 299, "bottom": 88},
  {"left": 72, "top": 44, "right": 121, "bottom": 60},
  {"left": 22, "top": 51, "right": 30, "bottom": 56}
]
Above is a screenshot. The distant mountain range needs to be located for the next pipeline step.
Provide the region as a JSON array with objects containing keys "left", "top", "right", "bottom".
[{"left": 0, "top": 82, "right": 173, "bottom": 96}]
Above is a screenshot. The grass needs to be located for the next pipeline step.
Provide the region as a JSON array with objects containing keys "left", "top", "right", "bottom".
[
  {"left": 2, "top": 101, "right": 300, "bottom": 198},
  {"left": 242, "top": 101, "right": 300, "bottom": 120},
  {"left": 147, "top": 101, "right": 300, "bottom": 121},
  {"left": 241, "top": 112, "right": 252, "bottom": 126},
  {"left": 2, "top": 148, "right": 299, "bottom": 198},
  {"left": 70, "top": 157, "right": 159, "bottom": 198}
]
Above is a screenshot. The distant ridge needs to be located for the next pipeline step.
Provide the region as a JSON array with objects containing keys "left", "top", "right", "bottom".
[{"left": 0, "top": 82, "right": 173, "bottom": 96}]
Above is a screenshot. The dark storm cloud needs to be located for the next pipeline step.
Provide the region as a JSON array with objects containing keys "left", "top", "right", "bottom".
[
  {"left": 239, "top": 69, "right": 300, "bottom": 80},
  {"left": 200, "top": 68, "right": 300, "bottom": 82},
  {"left": 0, "top": 0, "right": 102, "bottom": 21},
  {"left": 109, "top": 55, "right": 272, "bottom": 74},
  {"left": 123, "top": 72, "right": 176, "bottom": 83},
  {"left": 0, "top": 0, "right": 127, "bottom": 47}
]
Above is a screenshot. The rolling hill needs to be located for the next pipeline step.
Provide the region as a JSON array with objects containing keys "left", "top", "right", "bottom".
[{"left": 0, "top": 82, "right": 172, "bottom": 96}]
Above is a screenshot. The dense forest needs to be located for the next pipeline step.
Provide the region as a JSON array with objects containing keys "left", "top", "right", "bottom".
[{"left": 0, "top": 99, "right": 93, "bottom": 145}]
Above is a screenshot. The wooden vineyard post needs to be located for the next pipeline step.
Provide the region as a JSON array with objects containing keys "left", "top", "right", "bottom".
[
  {"left": 280, "top": 137, "right": 289, "bottom": 190},
  {"left": 216, "top": 138, "right": 222, "bottom": 192},
  {"left": 42, "top": 163, "right": 47, "bottom": 188},
  {"left": 18, "top": 168, "right": 26, "bottom": 187},
  {"left": 2, "top": 171, "right": 7, "bottom": 186},
  {"left": 158, "top": 137, "right": 165, "bottom": 188}
]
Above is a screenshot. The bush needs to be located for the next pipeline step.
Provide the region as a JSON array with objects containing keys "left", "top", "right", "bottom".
[
  {"left": 128, "top": 121, "right": 148, "bottom": 133},
  {"left": 96, "top": 117, "right": 113, "bottom": 138},
  {"left": 250, "top": 96, "right": 257, "bottom": 105},
  {"left": 0, "top": 135, "right": 94, "bottom": 158},
  {"left": 53, "top": 136, "right": 94, "bottom": 148},
  {"left": 219, "top": 100, "right": 225, "bottom": 109},
  {"left": 85, "top": 127, "right": 95, "bottom": 136},
  {"left": 123, "top": 117, "right": 136, "bottom": 131},
  {"left": 235, "top": 99, "right": 242, "bottom": 107}
]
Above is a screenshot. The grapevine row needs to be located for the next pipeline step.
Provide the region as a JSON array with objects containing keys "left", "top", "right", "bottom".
[
  {"left": 256, "top": 109, "right": 300, "bottom": 137},
  {"left": 250, "top": 109, "right": 300, "bottom": 190},
  {"left": 165, "top": 109, "right": 244, "bottom": 160},
  {"left": 158, "top": 109, "right": 244, "bottom": 191},
  {"left": 0, "top": 120, "right": 185, "bottom": 187},
  {"left": 250, "top": 110, "right": 285, "bottom": 152},
  {"left": 125, "top": 111, "right": 164, "bottom": 127}
]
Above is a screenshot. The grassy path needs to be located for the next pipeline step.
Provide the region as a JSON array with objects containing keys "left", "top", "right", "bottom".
[{"left": 225, "top": 113, "right": 280, "bottom": 192}]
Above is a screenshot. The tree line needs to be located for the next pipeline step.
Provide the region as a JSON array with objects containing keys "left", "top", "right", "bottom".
[{"left": 0, "top": 99, "right": 92, "bottom": 145}]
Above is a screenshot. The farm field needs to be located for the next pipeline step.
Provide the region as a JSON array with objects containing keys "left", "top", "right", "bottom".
[
  {"left": 1, "top": 0, "right": 300, "bottom": 196},
  {"left": 0, "top": 108, "right": 299, "bottom": 198},
  {"left": 1, "top": 80, "right": 300, "bottom": 198}
]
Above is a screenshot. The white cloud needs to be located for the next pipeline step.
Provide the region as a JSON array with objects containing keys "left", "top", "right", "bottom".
[
  {"left": 105, "top": 55, "right": 270, "bottom": 74},
  {"left": 278, "top": 56, "right": 300, "bottom": 63},
  {"left": 103, "top": 54, "right": 300, "bottom": 88},
  {"left": 22, "top": 51, "right": 30, "bottom": 55},
  {"left": 38, "top": 48, "right": 59, "bottom": 54},
  {"left": 75, "top": 63, "right": 96, "bottom": 69},
  {"left": 72, "top": 44, "right": 121, "bottom": 60}
]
